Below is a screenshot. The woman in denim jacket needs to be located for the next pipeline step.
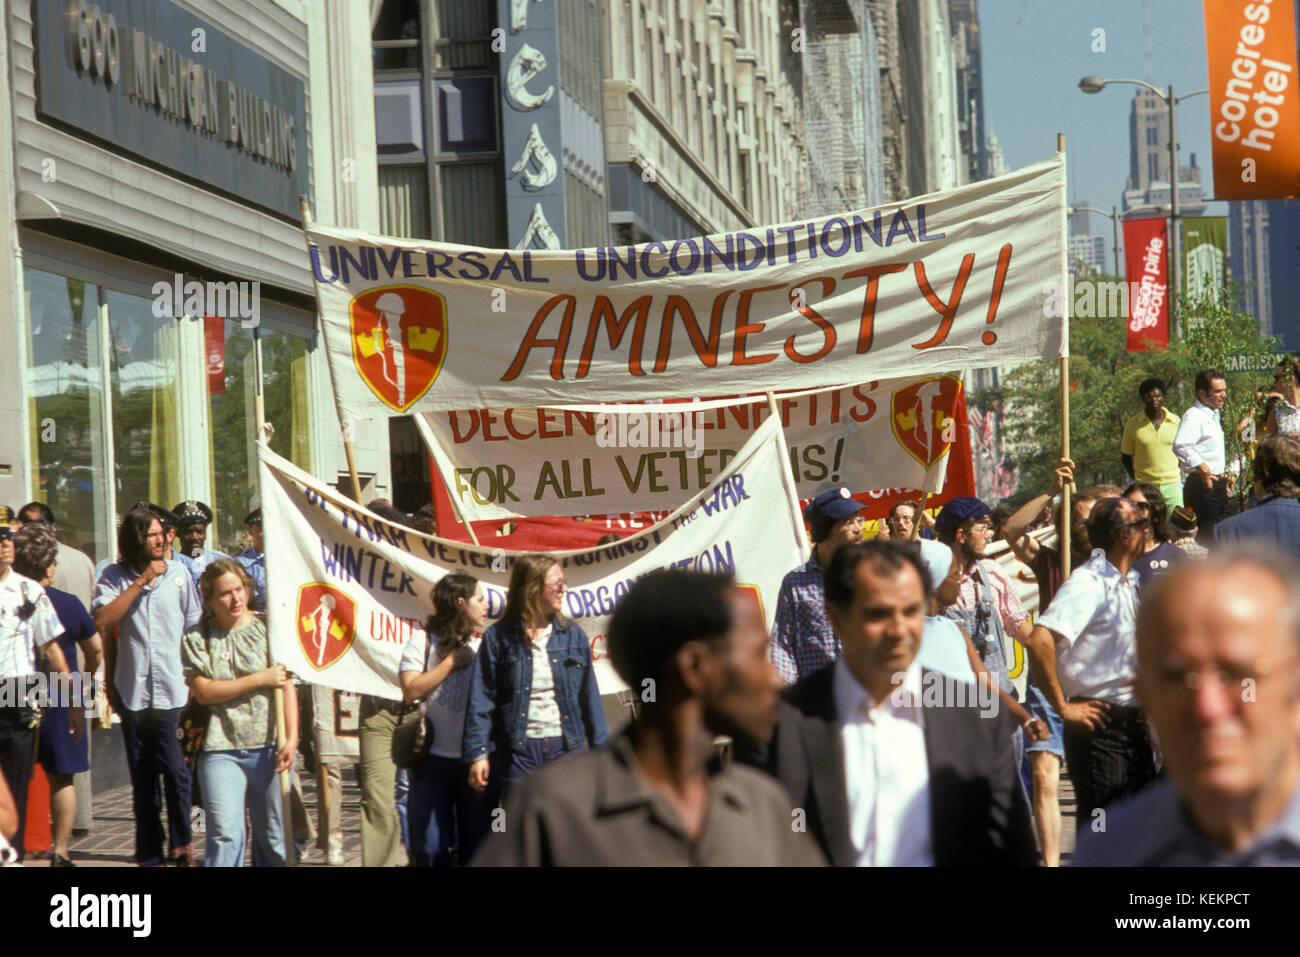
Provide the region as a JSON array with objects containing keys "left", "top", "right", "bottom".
[{"left": 464, "top": 554, "right": 607, "bottom": 796}]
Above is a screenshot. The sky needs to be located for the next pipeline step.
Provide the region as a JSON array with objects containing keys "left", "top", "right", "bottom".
[{"left": 980, "top": 0, "right": 1227, "bottom": 268}]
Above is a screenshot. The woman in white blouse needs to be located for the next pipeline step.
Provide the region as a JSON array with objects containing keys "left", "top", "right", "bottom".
[{"left": 399, "top": 572, "right": 490, "bottom": 867}]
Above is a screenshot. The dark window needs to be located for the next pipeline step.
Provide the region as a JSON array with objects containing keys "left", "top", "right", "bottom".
[{"left": 436, "top": 78, "right": 498, "bottom": 153}]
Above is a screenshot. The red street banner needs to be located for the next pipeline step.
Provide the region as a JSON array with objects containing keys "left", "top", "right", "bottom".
[
  {"left": 204, "top": 315, "right": 226, "bottom": 394},
  {"left": 1123, "top": 217, "right": 1169, "bottom": 352},
  {"left": 1204, "top": 0, "right": 1300, "bottom": 200}
]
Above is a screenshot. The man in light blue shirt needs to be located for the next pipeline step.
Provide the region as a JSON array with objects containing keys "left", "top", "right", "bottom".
[{"left": 93, "top": 506, "right": 202, "bottom": 867}]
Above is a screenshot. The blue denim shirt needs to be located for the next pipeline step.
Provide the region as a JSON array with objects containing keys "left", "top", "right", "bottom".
[{"left": 462, "top": 616, "right": 608, "bottom": 762}]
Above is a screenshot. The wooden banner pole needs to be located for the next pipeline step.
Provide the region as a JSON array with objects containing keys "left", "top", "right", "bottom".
[
  {"left": 300, "top": 195, "right": 364, "bottom": 504},
  {"left": 1057, "top": 133, "right": 1073, "bottom": 578},
  {"left": 908, "top": 492, "right": 930, "bottom": 541}
]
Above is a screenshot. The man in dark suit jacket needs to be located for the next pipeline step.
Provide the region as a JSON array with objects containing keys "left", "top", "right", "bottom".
[
  {"left": 1213, "top": 435, "right": 1300, "bottom": 559},
  {"left": 739, "top": 540, "right": 1037, "bottom": 866}
]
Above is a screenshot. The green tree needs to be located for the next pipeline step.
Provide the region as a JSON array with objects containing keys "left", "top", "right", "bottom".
[{"left": 975, "top": 279, "right": 1281, "bottom": 507}]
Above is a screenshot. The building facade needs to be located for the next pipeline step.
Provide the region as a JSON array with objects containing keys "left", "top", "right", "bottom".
[
  {"left": 1230, "top": 198, "right": 1300, "bottom": 350},
  {"left": 1, "top": 0, "right": 382, "bottom": 562}
]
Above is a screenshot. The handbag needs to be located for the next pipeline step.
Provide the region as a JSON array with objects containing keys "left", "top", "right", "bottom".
[
  {"left": 177, "top": 619, "right": 215, "bottom": 763},
  {"left": 391, "top": 701, "right": 430, "bottom": 769},
  {"left": 177, "top": 696, "right": 210, "bottom": 763}
]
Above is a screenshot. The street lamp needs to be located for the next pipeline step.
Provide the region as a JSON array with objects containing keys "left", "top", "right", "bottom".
[
  {"left": 1067, "top": 204, "right": 1121, "bottom": 275},
  {"left": 1078, "top": 76, "right": 1208, "bottom": 335}
]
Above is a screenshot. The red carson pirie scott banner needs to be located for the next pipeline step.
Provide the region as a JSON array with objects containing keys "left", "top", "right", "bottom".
[
  {"left": 307, "top": 155, "right": 1067, "bottom": 418},
  {"left": 1123, "top": 216, "right": 1170, "bottom": 352},
  {"left": 1204, "top": 0, "right": 1300, "bottom": 200}
]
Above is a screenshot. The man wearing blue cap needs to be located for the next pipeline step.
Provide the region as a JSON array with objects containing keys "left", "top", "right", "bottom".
[
  {"left": 770, "top": 488, "right": 866, "bottom": 684},
  {"left": 935, "top": 495, "right": 1067, "bottom": 864},
  {"left": 933, "top": 497, "right": 1029, "bottom": 697}
]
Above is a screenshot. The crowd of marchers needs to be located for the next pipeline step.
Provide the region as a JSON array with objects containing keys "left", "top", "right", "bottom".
[{"left": 2, "top": 361, "right": 1299, "bottom": 866}]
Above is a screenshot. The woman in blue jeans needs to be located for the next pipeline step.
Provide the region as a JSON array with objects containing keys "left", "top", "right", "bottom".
[
  {"left": 182, "top": 559, "right": 297, "bottom": 866},
  {"left": 463, "top": 554, "right": 608, "bottom": 799},
  {"left": 399, "top": 572, "right": 492, "bottom": 866}
]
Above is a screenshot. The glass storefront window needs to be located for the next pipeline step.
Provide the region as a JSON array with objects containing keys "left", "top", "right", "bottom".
[
  {"left": 22, "top": 263, "right": 316, "bottom": 566},
  {"left": 207, "top": 324, "right": 314, "bottom": 556},
  {"left": 262, "top": 330, "right": 313, "bottom": 470},
  {"left": 106, "top": 290, "right": 183, "bottom": 520},
  {"left": 21, "top": 268, "right": 110, "bottom": 563},
  {"left": 207, "top": 320, "right": 256, "bottom": 555}
]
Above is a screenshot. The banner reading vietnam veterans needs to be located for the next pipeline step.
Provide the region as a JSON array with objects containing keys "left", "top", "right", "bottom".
[
  {"left": 415, "top": 375, "right": 966, "bottom": 521},
  {"left": 307, "top": 155, "right": 1066, "bottom": 418},
  {"left": 259, "top": 417, "right": 807, "bottom": 697}
]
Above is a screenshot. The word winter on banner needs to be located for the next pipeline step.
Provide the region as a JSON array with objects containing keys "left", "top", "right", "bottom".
[
  {"left": 259, "top": 417, "right": 808, "bottom": 698},
  {"left": 416, "top": 375, "right": 967, "bottom": 521},
  {"left": 308, "top": 156, "right": 1066, "bottom": 416}
]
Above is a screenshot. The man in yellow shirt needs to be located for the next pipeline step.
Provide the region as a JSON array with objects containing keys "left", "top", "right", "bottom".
[{"left": 1121, "top": 378, "right": 1182, "bottom": 507}]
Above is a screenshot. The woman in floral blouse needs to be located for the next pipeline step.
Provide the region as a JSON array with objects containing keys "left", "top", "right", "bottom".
[{"left": 182, "top": 559, "right": 297, "bottom": 866}]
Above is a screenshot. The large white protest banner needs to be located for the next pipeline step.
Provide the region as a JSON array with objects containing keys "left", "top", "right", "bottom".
[
  {"left": 308, "top": 156, "right": 1066, "bottom": 418},
  {"left": 260, "top": 416, "right": 808, "bottom": 697},
  {"left": 415, "top": 375, "right": 965, "bottom": 521}
]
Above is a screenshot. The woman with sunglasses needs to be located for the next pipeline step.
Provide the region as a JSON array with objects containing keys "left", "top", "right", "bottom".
[
  {"left": 463, "top": 554, "right": 607, "bottom": 799},
  {"left": 1123, "top": 483, "right": 1186, "bottom": 585}
]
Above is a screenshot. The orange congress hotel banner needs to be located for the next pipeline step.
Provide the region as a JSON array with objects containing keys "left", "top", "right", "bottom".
[{"left": 1205, "top": 0, "right": 1300, "bottom": 199}]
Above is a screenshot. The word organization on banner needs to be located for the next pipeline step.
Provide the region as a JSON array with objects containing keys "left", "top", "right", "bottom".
[
  {"left": 308, "top": 155, "right": 1066, "bottom": 417},
  {"left": 417, "top": 375, "right": 964, "bottom": 521},
  {"left": 258, "top": 417, "right": 808, "bottom": 697}
]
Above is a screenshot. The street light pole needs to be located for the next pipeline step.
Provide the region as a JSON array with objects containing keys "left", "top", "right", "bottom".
[
  {"left": 1111, "top": 204, "right": 1120, "bottom": 275},
  {"left": 1168, "top": 83, "right": 1180, "bottom": 335}
]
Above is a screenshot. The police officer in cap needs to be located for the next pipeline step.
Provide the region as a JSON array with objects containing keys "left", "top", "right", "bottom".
[
  {"left": 236, "top": 508, "right": 266, "bottom": 611},
  {"left": 770, "top": 487, "right": 867, "bottom": 684},
  {"left": 171, "top": 501, "right": 230, "bottom": 586}
]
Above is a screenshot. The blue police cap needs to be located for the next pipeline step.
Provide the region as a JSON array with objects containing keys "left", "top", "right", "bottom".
[
  {"left": 803, "top": 487, "right": 864, "bottom": 524},
  {"left": 934, "top": 496, "right": 992, "bottom": 532}
]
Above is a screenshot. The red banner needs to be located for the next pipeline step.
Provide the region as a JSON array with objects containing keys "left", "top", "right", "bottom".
[
  {"left": 204, "top": 315, "right": 226, "bottom": 394},
  {"left": 1204, "top": 0, "right": 1300, "bottom": 200},
  {"left": 1123, "top": 217, "right": 1169, "bottom": 352}
]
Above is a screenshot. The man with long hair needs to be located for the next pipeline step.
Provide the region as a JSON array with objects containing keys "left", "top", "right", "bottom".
[{"left": 92, "top": 507, "right": 202, "bottom": 866}]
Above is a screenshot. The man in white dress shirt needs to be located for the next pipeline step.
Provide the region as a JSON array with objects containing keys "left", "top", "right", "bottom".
[
  {"left": 1022, "top": 497, "right": 1158, "bottom": 831},
  {"left": 1173, "top": 370, "right": 1229, "bottom": 545}
]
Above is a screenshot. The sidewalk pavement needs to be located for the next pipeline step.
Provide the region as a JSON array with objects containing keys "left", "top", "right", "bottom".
[{"left": 26, "top": 763, "right": 373, "bottom": 868}]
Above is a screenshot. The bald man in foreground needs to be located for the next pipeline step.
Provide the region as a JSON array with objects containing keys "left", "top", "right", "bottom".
[{"left": 1075, "top": 550, "right": 1300, "bottom": 865}]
